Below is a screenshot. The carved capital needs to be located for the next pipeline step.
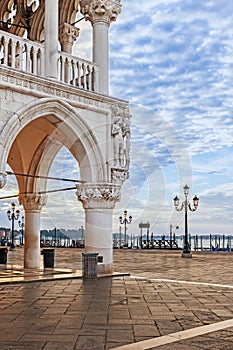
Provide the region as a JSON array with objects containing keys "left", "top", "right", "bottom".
[
  {"left": 19, "top": 193, "right": 47, "bottom": 210},
  {"left": 59, "top": 23, "right": 80, "bottom": 53},
  {"left": 76, "top": 183, "right": 121, "bottom": 209},
  {"left": 80, "top": 0, "right": 122, "bottom": 26},
  {"left": 0, "top": 173, "right": 7, "bottom": 189}
]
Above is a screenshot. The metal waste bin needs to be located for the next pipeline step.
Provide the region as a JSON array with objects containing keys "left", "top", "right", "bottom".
[
  {"left": 82, "top": 253, "right": 98, "bottom": 279},
  {"left": 42, "top": 248, "right": 55, "bottom": 268},
  {"left": 0, "top": 247, "right": 8, "bottom": 264}
]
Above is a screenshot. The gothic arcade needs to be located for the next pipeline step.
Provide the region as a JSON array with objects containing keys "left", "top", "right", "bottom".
[{"left": 0, "top": 0, "right": 131, "bottom": 273}]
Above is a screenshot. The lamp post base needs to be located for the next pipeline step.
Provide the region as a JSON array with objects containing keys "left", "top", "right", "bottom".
[{"left": 182, "top": 252, "right": 192, "bottom": 258}]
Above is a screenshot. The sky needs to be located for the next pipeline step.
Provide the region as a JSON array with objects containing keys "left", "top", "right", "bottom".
[{"left": 1, "top": 0, "right": 233, "bottom": 236}]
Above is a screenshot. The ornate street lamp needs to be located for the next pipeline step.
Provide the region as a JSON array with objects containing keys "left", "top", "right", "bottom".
[
  {"left": 119, "top": 210, "right": 132, "bottom": 247},
  {"left": 173, "top": 185, "right": 199, "bottom": 257},
  {"left": 7, "top": 202, "right": 20, "bottom": 251},
  {"left": 18, "top": 216, "right": 25, "bottom": 245}
]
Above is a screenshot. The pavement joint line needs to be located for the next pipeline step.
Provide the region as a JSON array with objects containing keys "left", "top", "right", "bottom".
[
  {"left": 0, "top": 269, "right": 130, "bottom": 285},
  {"left": 130, "top": 275, "right": 233, "bottom": 289},
  {"left": 112, "top": 318, "right": 233, "bottom": 350}
]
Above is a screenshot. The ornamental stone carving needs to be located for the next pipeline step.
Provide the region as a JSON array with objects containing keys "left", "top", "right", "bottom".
[
  {"left": 0, "top": 173, "right": 7, "bottom": 188},
  {"left": 122, "top": 107, "right": 131, "bottom": 170},
  {"left": 111, "top": 105, "right": 131, "bottom": 169},
  {"left": 76, "top": 183, "right": 121, "bottom": 209},
  {"left": 111, "top": 168, "right": 128, "bottom": 185},
  {"left": 80, "top": 0, "right": 122, "bottom": 25},
  {"left": 19, "top": 193, "right": 47, "bottom": 210}
]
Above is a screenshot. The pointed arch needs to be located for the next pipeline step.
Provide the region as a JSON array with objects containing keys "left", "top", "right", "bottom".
[{"left": 0, "top": 97, "right": 106, "bottom": 193}]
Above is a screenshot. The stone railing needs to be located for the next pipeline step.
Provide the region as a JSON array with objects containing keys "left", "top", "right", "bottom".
[
  {"left": 58, "top": 52, "right": 99, "bottom": 92},
  {"left": 0, "top": 30, "right": 44, "bottom": 76},
  {"left": 0, "top": 30, "right": 99, "bottom": 92}
]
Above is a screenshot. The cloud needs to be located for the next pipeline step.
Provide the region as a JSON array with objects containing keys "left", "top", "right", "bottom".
[
  {"left": 109, "top": 0, "right": 233, "bottom": 234},
  {"left": 110, "top": 0, "right": 233, "bottom": 159}
]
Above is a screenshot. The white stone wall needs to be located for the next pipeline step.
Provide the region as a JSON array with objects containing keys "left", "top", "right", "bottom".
[{"left": 0, "top": 66, "right": 129, "bottom": 184}]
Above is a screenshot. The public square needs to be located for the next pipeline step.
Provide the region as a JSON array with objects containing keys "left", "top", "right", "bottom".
[{"left": 1, "top": 248, "right": 233, "bottom": 349}]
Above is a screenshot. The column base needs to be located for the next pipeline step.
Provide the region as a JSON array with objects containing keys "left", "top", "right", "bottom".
[
  {"left": 24, "top": 251, "right": 41, "bottom": 269},
  {"left": 98, "top": 263, "right": 113, "bottom": 275},
  {"left": 182, "top": 252, "right": 192, "bottom": 258}
]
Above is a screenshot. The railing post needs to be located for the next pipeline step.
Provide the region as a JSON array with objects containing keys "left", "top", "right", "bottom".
[
  {"left": 18, "top": 43, "right": 23, "bottom": 70},
  {"left": 82, "top": 63, "right": 86, "bottom": 90},
  {"left": 65, "top": 58, "right": 71, "bottom": 84},
  {"left": 26, "top": 45, "right": 31, "bottom": 72},
  {"left": 32, "top": 48, "right": 38, "bottom": 75},
  {"left": 11, "top": 40, "right": 16, "bottom": 68},
  {"left": 3, "top": 38, "right": 8, "bottom": 66},
  {"left": 77, "top": 62, "right": 81, "bottom": 88}
]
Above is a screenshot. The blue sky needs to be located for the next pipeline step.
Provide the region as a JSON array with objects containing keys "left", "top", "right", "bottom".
[
  {"left": 1, "top": 0, "right": 233, "bottom": 236},
  {"left": 110, "top": 0, "right": 233, "bottom": 235}
]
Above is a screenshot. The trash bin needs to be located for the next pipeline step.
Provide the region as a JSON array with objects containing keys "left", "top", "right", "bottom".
[
  {"left": 0, "top": 247, "right": 8, "bottom": 264},
  {"left": 42, "top": 248, "right": 55, "bottom": 268},
  {"left": 82, "top": 253, "right": 98, "bottom": 279}
]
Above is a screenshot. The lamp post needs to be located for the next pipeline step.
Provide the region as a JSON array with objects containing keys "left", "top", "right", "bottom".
[
  {"left": 173, "top": 185, "right": 199, "bottom": 257},
  {"left": 119, "top": 210, "right": 132, "bottom": 247},
  {"left": 119, "top": 225, "right": 122, "bottom": 248},
  {"left": 7, "top": 202, "right": 20, "bottom": 251},
  {"left": 81, "top": 225, "right": 84, "bottom": 245},
  {"left": 18, "top": 216, "right": 25, "bottom": 245},
  {"left": 54, "top": 227, "right": 57, "bottom": 247}
]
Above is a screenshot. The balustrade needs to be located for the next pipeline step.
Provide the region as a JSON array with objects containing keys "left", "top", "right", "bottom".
[
  {"left": 0, "top": 30, "right": 99, "bottom": 93},
  {"left": 0, "top": 31, "right": 44, "bottom": 76},
  {"left": 58, "top": 52, "right": 98, "bottom": 92}
]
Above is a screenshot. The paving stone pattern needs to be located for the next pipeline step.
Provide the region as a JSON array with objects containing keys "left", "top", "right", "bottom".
[{"left": 1, "top": 248, "right": 233, "bottom": 349}]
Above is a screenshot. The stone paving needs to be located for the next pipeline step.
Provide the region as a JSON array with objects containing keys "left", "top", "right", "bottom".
[{"left": 1, "top": 248, "right": 233, "bottom": 349}]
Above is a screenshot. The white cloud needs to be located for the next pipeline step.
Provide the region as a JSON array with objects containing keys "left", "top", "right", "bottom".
[
  {"left": 109, "top": 0, "right": 233, "bottom": 234},
  {"left": 110, "top": 0, "right": 233, "bottom": 161}
]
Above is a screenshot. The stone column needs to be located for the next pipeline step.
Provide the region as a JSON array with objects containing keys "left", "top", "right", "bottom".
[
  {"left": 59, "top": 23, "right": 80, "bottom": 54},
  {"left": 76, "top": 183, "right": 121, "bottom": 274},
  {"left": 80, "top": 0, "right": 122, "bottom": 95},
  {"left": 19, "top": 194, "right": 47, "bottom": 269},
  {"left": 44, "top": 0, "right": 58, "bottom": 79}
]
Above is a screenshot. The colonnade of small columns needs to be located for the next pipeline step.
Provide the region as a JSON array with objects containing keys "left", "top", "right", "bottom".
[
  {"left": 44, "top": 0, "right": 122, "bottom": 94},
  {"left": 0, "top": 0, "right": 122, "bottom": 94}
]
